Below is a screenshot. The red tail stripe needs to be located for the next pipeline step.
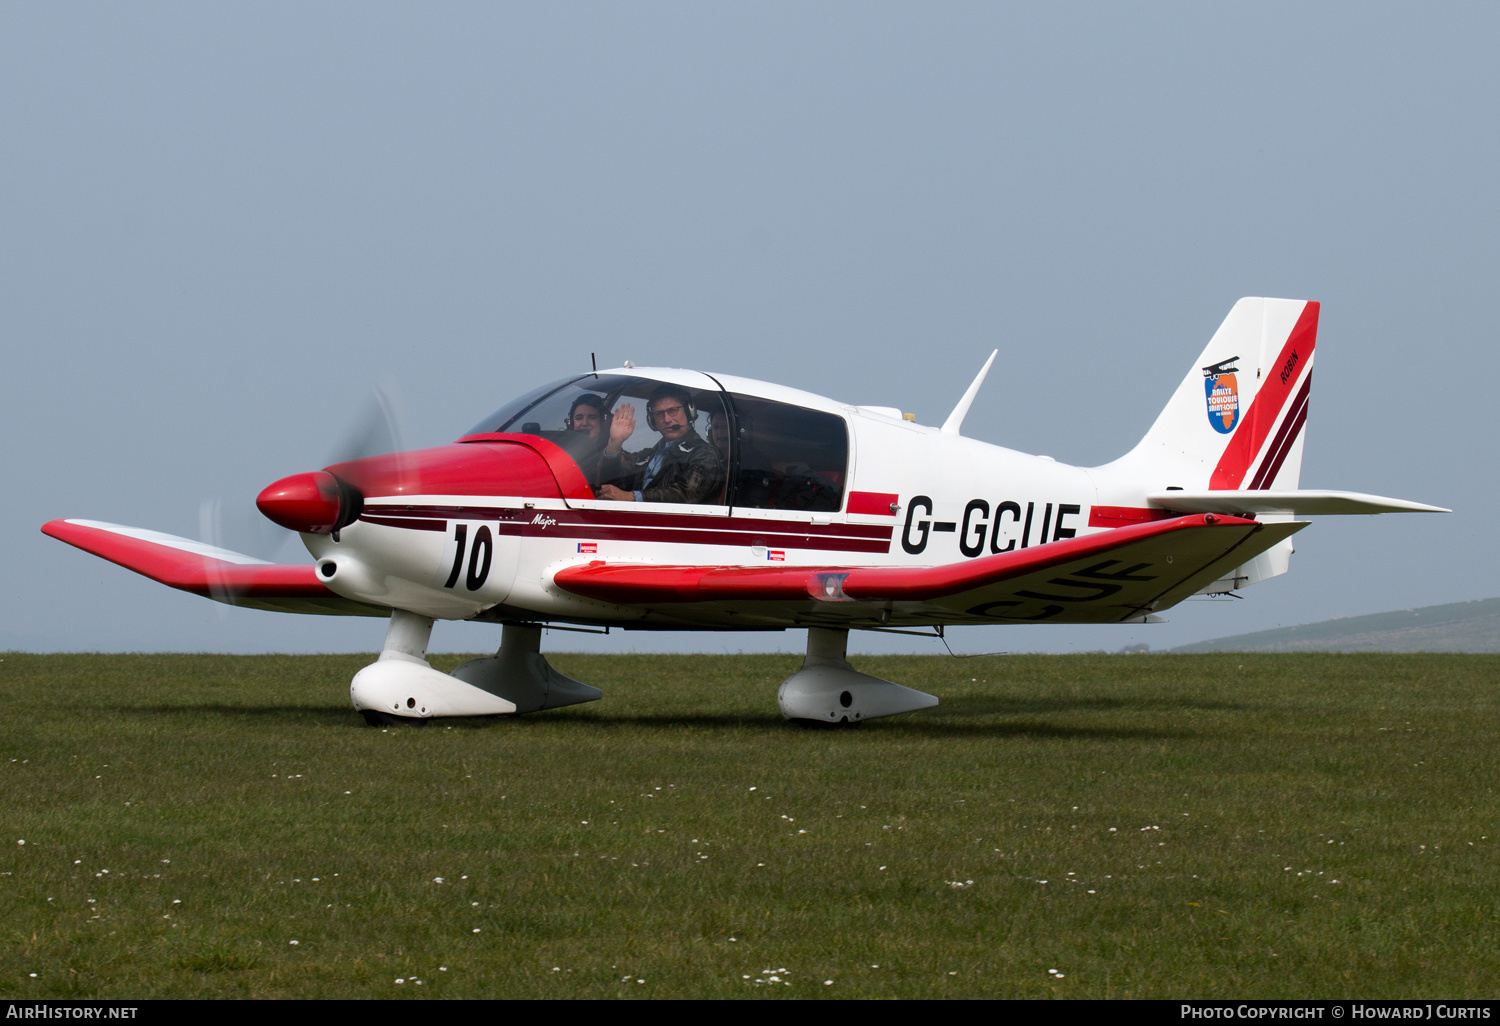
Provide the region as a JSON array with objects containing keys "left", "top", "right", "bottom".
[
  {"left": 1249, "top": 374, "right": 1311, "bottom": 489},
  {"left": 1248, "top": 373, "right": 1312, "bottom": 490},
  {"left": 1210, "top": 301, "right": 1319, "bottom": 490},
  {"left": 1250, "top": 393, "right": 1310, "bottom": 492}
]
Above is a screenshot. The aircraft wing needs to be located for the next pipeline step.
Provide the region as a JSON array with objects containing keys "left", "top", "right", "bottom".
[
  {"left": 553, "top": 513, "right": 1307, "bottom": 625},
  {"left": 41, "top": 519, "right": 389, "bottom": 617},
  {"left": 1147, "top": 490, "right": 1449, "bottom": 515}
]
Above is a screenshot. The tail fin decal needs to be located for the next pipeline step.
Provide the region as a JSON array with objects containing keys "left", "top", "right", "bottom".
[{"left": 1209, "top": 301, "right": 1319, "bottom": 489}]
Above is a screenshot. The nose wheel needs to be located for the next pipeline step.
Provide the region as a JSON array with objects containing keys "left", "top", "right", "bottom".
[
  {"left": 359, "top": 709, "right": 429, "bottom": 727},
  {"left": 350, "top": 612, "right": 602, "bottom": 724}
]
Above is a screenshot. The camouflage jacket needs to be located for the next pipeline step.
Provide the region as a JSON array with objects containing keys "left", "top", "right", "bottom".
[{"left": 606, "top": 428, "right": 725, "bottom": 505}]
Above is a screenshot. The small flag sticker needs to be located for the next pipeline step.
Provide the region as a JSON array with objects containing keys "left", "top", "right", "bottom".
[
  {"left": 768, "top": 550, "right": 785, "bottom": 561},
  {"left": 577, "top": 542, "right": 597, "bottom": 554}
]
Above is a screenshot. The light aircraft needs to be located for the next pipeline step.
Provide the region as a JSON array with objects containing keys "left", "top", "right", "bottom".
[{"left": 44, "top": 298, "right": 1446, "bottom": 726}]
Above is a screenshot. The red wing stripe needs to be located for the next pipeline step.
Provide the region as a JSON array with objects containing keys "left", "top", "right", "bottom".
[
  {"left": 41, "top": 520, "right": 335, "bottom": 599},
  {"left": 1248, "top": 373, "right": 1312, "bottom": 490},
  {"left": 1210, "top": 301, "right": 1319, "bottom": 490},
  {"left": 838, "top": 514, "right": 1252, "bottom": 600},
  {"left": 553, "top": 513, "right": 1256, "bottom": 604}
]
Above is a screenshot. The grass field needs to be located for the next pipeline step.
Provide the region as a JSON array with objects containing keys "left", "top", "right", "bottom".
[{"left": 0, "top": 651, "right": 1495, "bottom": 999}]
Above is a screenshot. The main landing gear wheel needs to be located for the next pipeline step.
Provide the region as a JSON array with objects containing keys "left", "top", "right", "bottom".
[{"left": 777, "top": 628, "right": 939, "bottom": 725}]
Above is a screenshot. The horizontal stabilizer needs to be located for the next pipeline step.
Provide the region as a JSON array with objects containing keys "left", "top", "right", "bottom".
[
  {"left": 41, "top": 519, "right": 387, "bottom": 616},
  {"left": 1147, "top": 490, "right": 1449, "bottom": 516}
]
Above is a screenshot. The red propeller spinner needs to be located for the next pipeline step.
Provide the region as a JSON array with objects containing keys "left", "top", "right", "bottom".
[{"left": 256, "top": 471, "right": 362, "bottom": 535}]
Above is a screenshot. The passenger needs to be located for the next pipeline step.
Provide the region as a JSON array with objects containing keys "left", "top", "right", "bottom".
[
  {"left": 706, "top": 408, "right": 731, "bottom": 457},
  {"left": 562, "top": 394, "right": 611, "bottom": 487},
  {"left": 596, "top": 385, "right": 724, "bottom": 504},
  {"left": 567, "top": 394, "right": 608, "bottom": 440}
]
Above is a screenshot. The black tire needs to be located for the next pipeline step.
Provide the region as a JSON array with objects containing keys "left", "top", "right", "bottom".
[
  {"left": 359, "top": 710, "right": 429, "bottom": 728},
  {"left": 789, "top": 717, "right": 862, "bottom": 730}
]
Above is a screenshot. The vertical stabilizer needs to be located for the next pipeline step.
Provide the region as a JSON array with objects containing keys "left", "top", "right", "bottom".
[{"left": 1119, "top": 297, "right": 1317, "bottom": 491}]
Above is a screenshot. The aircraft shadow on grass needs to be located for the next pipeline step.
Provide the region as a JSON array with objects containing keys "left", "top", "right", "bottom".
[
  {"left": 115, "top": 704, "right": 361, "bottom": 727},
  {"left": 936, "top": 696, "right": 1250, "bottom": 716},
  {"left": 474, "top": 705, "right": 1204, "bottom": 741},
  {"left": 111, "top": 697, "right": 1236, "bottom": 741}
]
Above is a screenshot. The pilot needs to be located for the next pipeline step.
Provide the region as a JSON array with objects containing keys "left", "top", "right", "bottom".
[{"left": 596, "top": 385, "right": 724, "bottom": 504}]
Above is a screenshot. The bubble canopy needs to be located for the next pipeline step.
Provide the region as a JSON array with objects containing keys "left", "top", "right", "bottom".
[{"left": 466, "top": 372, "right": 849, "bottom": 512}]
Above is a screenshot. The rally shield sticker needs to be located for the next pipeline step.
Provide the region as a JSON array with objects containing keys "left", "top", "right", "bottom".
[{"left": 1203, "top": 357, "right": 1241, "bottom": 434}]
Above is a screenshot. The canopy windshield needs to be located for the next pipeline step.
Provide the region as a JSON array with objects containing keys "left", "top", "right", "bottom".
[
  {"left": 468, "top": 375, "right": 849, "bottom": 512},
  {"left": 469, "top": 375, "right": 730, "bottom": 503}
]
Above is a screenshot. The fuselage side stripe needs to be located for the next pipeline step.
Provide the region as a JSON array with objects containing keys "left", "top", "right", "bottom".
[
  {"left": 1087, "top": 505, "right": 1177, "bottom": 528},
  {"left": 356, "top": 513, "right": 892, "bottom": 553},
  {"left": 360, "top": 504, "right": 894, "bottom": 540},
  {"left": 360, "top": 515, "right": 450, "bottom": 532}
]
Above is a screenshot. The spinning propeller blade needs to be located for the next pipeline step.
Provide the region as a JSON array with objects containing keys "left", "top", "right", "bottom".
[
  {"left": 327, "top": 377, "right": 410, "bottom": 466},
  {"left": 200, "top": 378, "right": 411, "bottom": 568}
]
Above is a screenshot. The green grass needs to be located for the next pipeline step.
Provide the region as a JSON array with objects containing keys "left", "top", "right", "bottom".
[{"left": 0, "top": 651, "right": 1495, "bottom": 998}]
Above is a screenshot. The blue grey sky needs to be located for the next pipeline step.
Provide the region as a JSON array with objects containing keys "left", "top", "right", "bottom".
[{"left": 3, "top": 3, "right": 1493, "bottom": 656}]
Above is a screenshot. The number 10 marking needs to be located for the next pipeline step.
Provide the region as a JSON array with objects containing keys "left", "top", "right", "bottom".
[{"left": 443, "top": 523, "right": 492, "bottom": 590}]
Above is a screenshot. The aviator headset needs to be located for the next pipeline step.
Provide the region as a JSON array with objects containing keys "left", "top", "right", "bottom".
[
  {"left": 645, "top": 388, "right": 697, "bottom": 432},
  {"left": 565, "top": 395, "right": 611, "bottom": 430}
]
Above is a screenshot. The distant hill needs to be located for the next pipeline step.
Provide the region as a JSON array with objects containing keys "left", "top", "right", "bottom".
[{"left": 1171, "top": 597, "right": 1500, "bottom": 653}]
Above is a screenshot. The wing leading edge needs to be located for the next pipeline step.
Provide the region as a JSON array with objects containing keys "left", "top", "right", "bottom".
[
  {"left": 1148, "top": 490, "right": 1449, "bottom": 516},
  {"left": 42, "top": 519, "right": 388, "bottom": 617},
  {"left": 552, "top": 513, "right": 1307, "bottom": 625}
]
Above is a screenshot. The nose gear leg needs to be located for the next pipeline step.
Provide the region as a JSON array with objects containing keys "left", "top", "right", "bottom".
[{"left": 351, "top": 610, "right": 593, "bottom": 723}]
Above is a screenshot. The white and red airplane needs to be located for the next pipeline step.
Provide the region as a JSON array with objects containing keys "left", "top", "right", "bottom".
[{"left": 44, "top": 298, "right": 1445, "bottom": 726}]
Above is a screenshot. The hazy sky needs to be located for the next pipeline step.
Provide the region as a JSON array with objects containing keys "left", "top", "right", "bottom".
[{"left": 4, "top": 3, "right": 1494, "bottom": 657}]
